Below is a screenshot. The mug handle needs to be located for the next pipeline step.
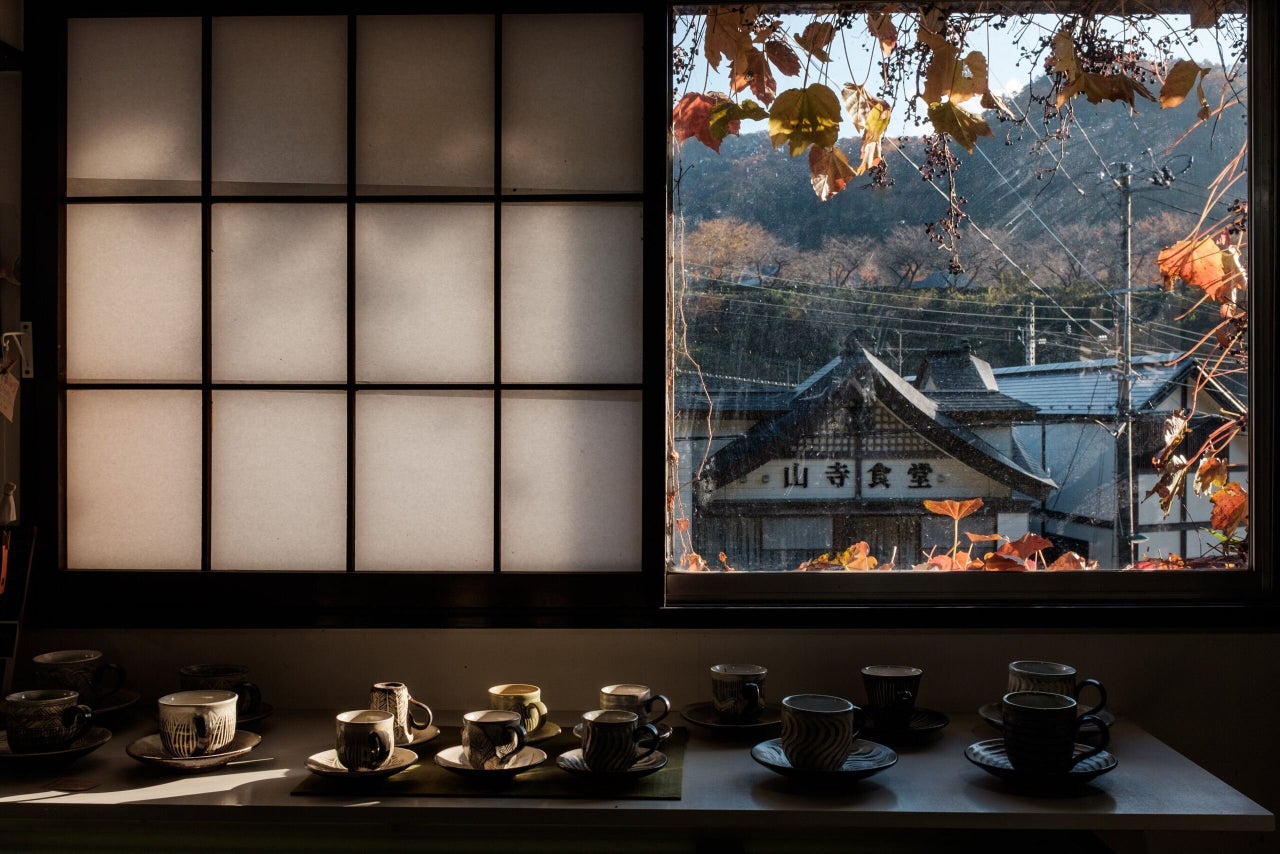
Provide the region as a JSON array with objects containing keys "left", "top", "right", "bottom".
[
  {"left": 61, "top": 704, "right": 94, "bottom": 741},
  {"left": 1071, "top": 714, "right": 1111, "bottom": 766},
  {"left": 743, "top": 682, "right": 762, "bottom": 710},
  {"left": 498, "top": 723, "right": 527, "bottom": 765},
  {"left": 407, "top": 697, "right": 434, "bottom": 733},
  {"left": 192, "top": 712, "right": 211, "bottom": 755},
  {"left": 235, "top": 681, "right": 263, "bottom": 714},
  {"left": 645, "top": 694, "right": 671, "bottom": 725},
  {"left": 368, "top": 730, "right": 391, "bottom": 768},
  {"left": 523, "top": 700, "right": 547, "bottom": 734},
  {"left": 93, "top": 663, "right": 126, "bottom": 702},
  {"left": 1074, "top": 678, "right": 1108, "bottom": 717},
  {"left": 895, "top": 688, "right": 916, "bottom": 706},
  {"left": 633, "top": 722, "right": 661, "bottom": 764},
  {"left": 851, "top": 705, "right": 868, "bottom": 740}
]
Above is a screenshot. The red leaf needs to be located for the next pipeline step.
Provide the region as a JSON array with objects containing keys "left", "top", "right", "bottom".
[
  {"left": 981, "top": 553, "right": 1029, "bottom": 571},
  {"left": 1210, "top": 481, "right": 1248, "bottom": 535},
  {"left": 923, "top": 498, "right": 984, "bottom": 521},
  {"left": 764, "top": 40, "right": 801, "bottom": 76},
  {"left": 673, "top": 92, "right": 730, "bottom": 153},
  {"left": 1003, "top": 532, "right": 1054, "bottom": 559},
  {"left": 1047, "top": 551, "right": 1098, "bottom": 571}
]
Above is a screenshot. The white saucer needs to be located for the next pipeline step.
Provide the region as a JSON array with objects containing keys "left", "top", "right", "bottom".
[
  {"left": 555, "top": 747, "right": 668, "bottom": 778},
  {"left": 126, "top": 731, "right": 261, "bottom": 773},
  {"left": 433, "top": 744, "right": 548, "bottom": 778},
  {"left": 402, "top": 724, "right": 441, "bottom": 749},
  {"left": 750, "top": 737, "right": 897, "bottom": 782},
  {"left": 306, "top": 746, "right": 418, "bottom": 779}
]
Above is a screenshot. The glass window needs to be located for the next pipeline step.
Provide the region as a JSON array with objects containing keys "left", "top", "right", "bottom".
[{"left": 668, "top": 3, "right": 1256, "bottom": 598}]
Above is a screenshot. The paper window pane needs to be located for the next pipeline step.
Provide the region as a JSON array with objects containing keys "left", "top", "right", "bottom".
[
  {"left": 501, "top": 203, "right": 641, "bottom": 383},
  {"left": 212, "top": 16, "right": 346, "bottom": 194},
  {"left": 66, "top": 204, "right": 202, "bottom": 383},
  {"left": 501, "top": 391, "right": 641, "bottom": 572},
  {"left": 67, "top": 18, "right": 202, "bottom": 196},
  {"left": 355, "top": 204, "right": 493, "bottom": 382},
  {"left": 357, "top": 16, "right": 494, "bottom": 193},
  {"left": 211, "top": 391, "right": 347, "bottom": 571},
  {"left": 502, "top": 15, "right": 642, "bottom": 193},
  {"left": 66, "top": 390, "right": 202, "bottom": 570},
  {"left": 356, "top": 391, "right": 494, "bottom": 571},
  {"left": 212, "top": 204, "right": 347, "bottom": 382}
]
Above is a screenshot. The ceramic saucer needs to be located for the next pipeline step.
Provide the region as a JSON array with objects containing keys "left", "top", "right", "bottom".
[
  {"left": 979, "top": 702, "right": 1115, "bottom": 732},
  {"left": 0, "top": 727, "right": 112, "bottom": 770},
  {"left": 402, "top": 724, "right": 442, "bottom": 749},
  {"left": 126, "top": 731, "right": 261, "bottom": 773},
  {"left": 306, "top": 746, "right": 418, "bottom": 779},
  {"left": 526, "top": 721, "right": 562, "bottom": 744},
  {"left": 863, "top": 708, "right": 950, "bottom": 744},
  {"left": 91, "top": 688, "right": 142, "bottom": 717},
  {"left": 433, "top": 744, "right": 548, "bottom": 779},
  {"left": 238, "top": 702, "right": 275, "bottom": 727},
  {"left": 750, "top": 737, "right": 898, "bottom": 783},
  {"left": 555, "top": 747, "right": 668, "bottom": 779},
  {"left": 680, "top": 702, "right": 782, "bottom": 739},
  {"left": 964, "top": 738, "right": 1117, "bottom": 790},
  {"left": 572, "top": 721, "right": 672, "bottom": 741}
]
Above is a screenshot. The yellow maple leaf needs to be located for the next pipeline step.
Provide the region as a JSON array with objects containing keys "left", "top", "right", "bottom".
[
  {"left": 808, "top": 144, "right": 855, "bottom": 201},
  {"left": 1058, "top": 72, "right": 1156, "bottom": 110},
  {"left": 769, "top": 84, "right": 843, "bottom": 157},
  {"left": 702, "top": 8, "right": 753, "bottom": 70},
  {"left": 866, "top": 12, "right": 897, "bottom": 57},
  {"left": 1161, "top": 60, "right": 1209, "bottom": 109},
  {"left": 927, "top": 101, "right": 992, "bottom": 153},
  {"left": 794, "top": 21, "right": 835, "bottom": 62}
]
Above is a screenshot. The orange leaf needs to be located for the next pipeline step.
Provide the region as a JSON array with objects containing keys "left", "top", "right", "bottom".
[
  {"left": 1047, "top": 551, "right": 1097, "bottom": 571},
  {"left": 675, "top": 517, "right": 691, "bottom": 532},
  {"left": 764, "top": 40, "right": 801, "bottom": 76},
  {"left": 1003, "top": 532, "right": 1054, "bottom": 559},
  {"left": 794, "top": 21, "right": 835, "bottom": 62},
  {"left": 923, "top": 497, "right": 984, "bottom": 521},
  {"left": 965, "top": 532, "right": 1005, "bottom": 543},
  {"left": 836, "top": 541, "right": 879, "bottom": 571},
  {"left": 1194, "top": 457, "right": 1228, "bottom": 497},
  {"left": 680, "top": 551, "right": 709, "bottom": 571},
  {"left": 1160, "top": 60, "right": 1209, "bottom": 109},
  {"left": 673, "top": 92, "right": 729, "bottom": 153},
  {"left": 1210, "top": 481, "right": 1248, "bottom": 535},
  {"left": 981, "top": 553, "right": 1028, "bottom": 571},
  {"left": 928, "top": 553, "right": 968, "bottom": 571},
  {"left": 1156, "top": 238, "right": 1243, "bottom": 300},
  {"left": 808, "top": 144, "right": 855, "bottom": 201},
  {"left": 703, "top": 8, "right": 752, "bottom": 70},
  {"left": 1135, "top": 554, "right": 1188, "bottom": 570},
  {"left": 866, "top": 12, "right": 897, "bottom": 57},
  {"left": 718, "top": 551, "right": 737, "bottom": 572},
  {"left": 745, "top": 47, "right": 777, "bottom": 105}
]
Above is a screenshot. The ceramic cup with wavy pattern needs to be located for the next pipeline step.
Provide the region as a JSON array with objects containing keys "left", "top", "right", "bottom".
[
  {"left": 599, "top": 684, "right": 671, "bottom": 727},
  {"left": 461, "top": 709, "right": 526, "bottom": 771},
  {"left": 370, "top": 681, "right": 434, "bottom": 745},
  {"left": 580, "top": 709, "right": 661, "bottom": 772},
  {"left": 336, "top": 709, "right": 396, "bottom": 771},
  {"left": 1007, "top": 661, "right": 1107, "bottom": 717},
  {"left": 1002, "top": 690, "right": 1110, "bottom": 774},
  {"left": 780, "top": 694, "right": 864, "bottom": 772},
  {"left": 488, "top": 683, "right": 547, "bottom": 735},
  {"left": 158, "top": 690, "right": 237, "bottom": 758}
]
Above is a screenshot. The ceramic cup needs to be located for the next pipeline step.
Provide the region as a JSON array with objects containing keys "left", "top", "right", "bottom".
[
  {"left": 32, "top": 649, "right": 126, "bottom": 707},
  {"left": 780, "top": 693, "right": 864, "bottom": 772},
  {"left": 370, "top": 682, "right": 434, "bottom": 746},
  {"left": 180, "top": 664, "right": 262, "bottom": 715},
  {"left": 1007, "top": 661, "right": 1107, "bottom": 717},
  {"left": 1, "top": 689, "right": 94, "bottom": 754},
  {"left": 599, "top": 684, "right": 671, "bottom": 727},
  {"left": 861, "top": 664, "right": 923, "bottom": 730},
  {"left": 710, "top": 664, "right": 767, "bottom": 722},
  {"left": 580, "top": 709, "right": 661, "bottom": 773},
  {"left": 1002, "top": 691, "right": 1110, "bottom": 774},
  {"left": 488, "top": 683, "right": 548, "bottom": 735},
  {"left": 158, "top": 690, "right": 238, "bottom": 758},
  {"left": 461, "top": 709, "right": 527, "bottom": 771},
  {"left": 335, "top": 709, "right": 396, "bottom": 772}
]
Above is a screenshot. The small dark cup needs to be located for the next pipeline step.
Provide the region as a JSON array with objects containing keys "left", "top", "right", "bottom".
[
  {"left": 710, "top": 664, "right": 767, "bottom": 722},
  {"left": 861, "top": 664, "right": 922, "bottom": 730},
  {"left": 2, "top": 689, "right": 94, "bottom": 753},
  {"left": 32, "top": 650, "right": 125, "bottom": 707},
  {"left": 179, "top": 664, "right": 262, "bottom": 715},
  {"left": 1002, "top": 691, "right": 1110, "bottom": 775}
]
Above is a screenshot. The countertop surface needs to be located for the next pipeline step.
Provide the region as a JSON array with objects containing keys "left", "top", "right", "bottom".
[{"left": 0, "top": 707, "right": 1272, "bottom": 834}]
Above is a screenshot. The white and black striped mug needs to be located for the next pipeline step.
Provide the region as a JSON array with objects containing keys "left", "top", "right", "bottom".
[
  {"left": 1007, "top": 661, "right": 1107, "bottom": 717},
  {"left": 370, "top": 681, "right": 434, "bottom": 745},
  {"left": 580, "top": 709, "right": 660, "bottom": 773},
  {"left": 598, "top": 684, "right": 670, "bottom": 727},
  {"left": 461, "top": 709, "right": 526, "bottom": 771},
  {"left": 158, "top": 690, "right": 237, "bottom": 758},
  {"left": 335, "top": 709, "right": 395, "bottom": 771},
  {"left": 780, "top": 694, "right": 864, "bottom": 772}
]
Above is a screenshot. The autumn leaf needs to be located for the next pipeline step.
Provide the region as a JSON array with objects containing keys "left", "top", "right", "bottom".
[
  {"left": 981, "top": 553, "right": 1029, "bottom": 571},
  {"left": 928, "top": 552, "right": 970, "bottom": 571},
  {"left": 718, "top": 551, "right": 737, "bottom": 571},
  {"left": 1194, "top": 456, "right": 1229, "bottom": 496},
  {"left": 1161, "top": 60, "right": 1209, "bottom": 109},
  {"left": 745, "top": 47, "right": 777, "bottom": 105},
  {"left": 675, "top": 517, "right": 691, "bottom": 533},
  {"left": 1151, "top": 408, "right": 1190, "bottom": 469},
  {"left": 1058, "top": 72, "right": 1156, "bottom": 110},
  {"left": 674, "top": 92, "right": 731, "bottom": 152},
  {"left": 1002, "top": 532, "right": 1054, "bottom": 559},
  {"left": 1156, "top": 237, "right": 1244, "bottom": 300},
  {"left": 1189, "top": 0, "right": 1220, "bottom": 28},
  {"left": 836, "top": 541, "right": 879, "bottom": 571},
  {"left": 840, "top": 83, "right": 877, "bottom": 133},
  {"left": 856, "top": 101, "right": 891, "bottom": 174},
  {"left": 1047, "top": 552, "right": 1098, "bottom": 571},
  {"left": 680, "top": 551, "right": 710, "bottom": 571},
  {"left": 708, "top": 99, "right": 768, "bottom": 142},
  {"left": 927, "top": 101, "right": 992, "bottom": 153},
  {"left": 1049, "top": 28, "right": 1080, "bottom": 81},
  {"left": 866, "top": 12, "right": 897, "bottom": 56},
  {"left": 965, "top": 532, "right": 1005, "bottom": 544},
  {"left": 809, "top": 144, "right": 855, "bottom": 201},
  {"left": 1143, "top": 454, "right": 1189, "bottom": 517},
  {"left": 794, "top": 21, "right": 835, "bottom": 62},
  {"left": 703, "top": 7, "right": 753, "bottom": 70},
  {"left": 924, "top": 498, "right": 984, "bottom": 520},
  {"left": 764, "top": 40, "right": 801, "bottom": 76},
  {"left": 1135, "top": 554, "right": 1188, "bottom": 570},
  {"left": 769, "top": 84, "right": 843, "bottom": 157},
  {"left": 1210, "top": 481, "right": 1248, "bottom": 535}
]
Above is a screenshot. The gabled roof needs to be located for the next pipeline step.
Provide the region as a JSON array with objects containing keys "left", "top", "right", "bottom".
[
  {"left": 699, "top": 347, "right": 1057, "bottom": 499},
  {"left": 913, "top": 343, "right": 1038, "bottom": 419}
]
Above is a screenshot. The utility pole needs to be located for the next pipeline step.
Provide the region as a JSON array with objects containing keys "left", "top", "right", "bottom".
[
  {"left": 1113, "top": 163, "right": 1136, "bottom": 568},
  {"left": 1025, "top": 302, "right": 1037, "bottom": 365}
]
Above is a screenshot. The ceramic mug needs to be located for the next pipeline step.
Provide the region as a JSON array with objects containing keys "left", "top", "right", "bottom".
[
  {"left": 1007, "top": 661, "right": 1107, "bottom": 717},
  {"left": 599, "top": 684, "right": 671, "bottom": 727},
  {"left": 710, "top": 664, "right": 767, "bottom": 722},
  {"left": 158, "top": 690, "right": 238, "bottom": 758},
  {"left": 2, "top": 689, "right": 94, "bottom": 754},
  {"left": 780, "top": 694, "right": 864, "bottom": 772},
  {"left": 488, "top": 683, "right": 548, "bottom": 735},
  {"left": 335, "top": 709, "right": 396, "bottom": 772},
  {"left": 32, "top": 649, "right": 125, "bottom": 707},
  {"left": 1002, "top": 691, "right": 1110, "bottom": 774},
  {"left": 370, "top": 682, "right": 433, "bottom": 745},
  {"left": 461, "top": 709, "right": 526, "bottom": 771},
  {"left": 580, "top": 709, "right": 661, "bottom": 773},
  {"left": 861, "top": 664, "right": 923, "bottom": 730},
  {"left": 180, "top": 664, "right": 262, "bottom": 715}
]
